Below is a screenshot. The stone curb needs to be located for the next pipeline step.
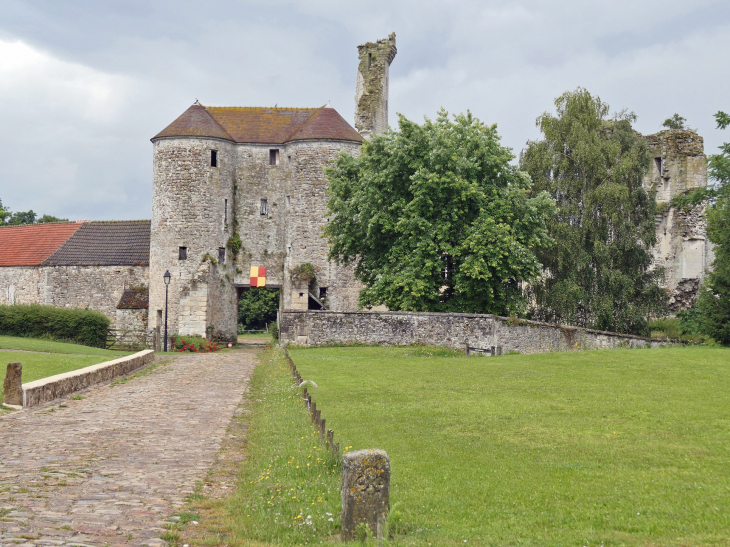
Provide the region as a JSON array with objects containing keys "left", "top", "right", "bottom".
[{"left": 21, "top": 349, "right": 155, "bottom": 407}]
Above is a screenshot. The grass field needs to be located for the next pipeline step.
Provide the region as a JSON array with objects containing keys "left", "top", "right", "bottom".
[
  {"left": 0, "top": 336, "right": 130, "bottom": 404},
  {"left": 238, "top": 333, "right": 275, "bottom": 344},
  {"left": 288, "top": 345, "right": 730, "bottom": 546}
]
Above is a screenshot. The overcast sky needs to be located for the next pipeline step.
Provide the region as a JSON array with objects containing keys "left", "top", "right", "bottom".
[{"left": 0, "top": 0, "right": 728, "bottom": 221}]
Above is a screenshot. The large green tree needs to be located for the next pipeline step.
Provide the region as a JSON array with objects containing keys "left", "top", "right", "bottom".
[
  {"left": 324, "top": 109, "right": 555, "bottom": 314},
  {"left": 519, "top": 89, "right": 666, "bottom": 334},
  {"left": 696, "top": 111, "right": 730, "bottom": 344}
]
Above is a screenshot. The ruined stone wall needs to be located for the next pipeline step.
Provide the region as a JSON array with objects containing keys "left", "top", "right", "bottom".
[
  {"left": 280, "top": 311, "right": 662, "bottom": 353},
  {"left": 355, "top": 33, "right": 396, "bottom": 139},
  {"left": 149, "top": 137, "right": 238, "bottom": 340},
  {"left": 642, "top": 129, "right": 713, "bottom": 309},
  {"left": 0, "top": 265, "right": 148, "bottom": 329}
]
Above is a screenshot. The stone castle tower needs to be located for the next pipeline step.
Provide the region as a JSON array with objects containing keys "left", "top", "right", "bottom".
[
  {"left": 642, "top": 129, "right": 713, "bottom": 309},
  {"left": 355, "top": 33, "right": 397, "bottom": 139},
  {"left": 147, "top": 35, "right": 396, "bottom": 341}
]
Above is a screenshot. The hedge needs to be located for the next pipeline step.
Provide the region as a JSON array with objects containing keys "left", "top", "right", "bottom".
[{"left": 0, "top": 304, "right": 111, "bottom": 348}]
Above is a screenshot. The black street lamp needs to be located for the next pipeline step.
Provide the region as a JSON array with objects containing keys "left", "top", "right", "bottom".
[{"left": 163, "top": 270, "right": 171, "bottom": 352}]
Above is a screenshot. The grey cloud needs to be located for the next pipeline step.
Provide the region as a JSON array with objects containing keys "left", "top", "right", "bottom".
[{"left": 0, "top": 0, "right": 727, "bottom": 220}]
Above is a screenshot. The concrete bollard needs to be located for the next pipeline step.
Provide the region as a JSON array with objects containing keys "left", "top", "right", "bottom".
[
  {"left": 3, "top": 362, "right": 23, "bottom": 406},
  {"left": 341, "top": 449, "right": 390, "bottom": 541}
]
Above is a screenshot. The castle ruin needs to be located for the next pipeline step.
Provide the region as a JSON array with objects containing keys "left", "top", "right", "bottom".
[
  {"left": 641, "top": 129, "right": 714, "bottom": 310},
  {"left": 0, "top": 33, "right": 715, "bottom": 343}
]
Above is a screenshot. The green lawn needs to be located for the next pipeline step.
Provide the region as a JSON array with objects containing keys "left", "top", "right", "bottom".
[
  {"left": 0, "top": 335, "right": 127, "bottom": 356},
  {"left": 0, "top": 336, "right": 131, "bottom": 404},
  {"left": 238, "top": 332, "right": 275, "bottom": 343},
  {"left": 290, "top": 345, "right": 730, "bottom": 546}
]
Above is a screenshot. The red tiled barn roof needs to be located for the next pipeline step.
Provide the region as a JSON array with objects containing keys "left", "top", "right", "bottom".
[
  {"left": 0, "top": 222, "right": 83, "bottom": 266},
  {"left": 153, "top": 104, "right": 363, "bottom": 144}
]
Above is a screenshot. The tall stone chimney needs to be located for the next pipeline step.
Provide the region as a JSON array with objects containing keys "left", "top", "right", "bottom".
[{"left": 355, "top": 33, "right": 397, "bottom": 140}]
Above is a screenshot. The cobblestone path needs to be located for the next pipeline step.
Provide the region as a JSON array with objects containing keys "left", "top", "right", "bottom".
[{"left": 0, "top": 350, "right": 257, "bottom": 547}]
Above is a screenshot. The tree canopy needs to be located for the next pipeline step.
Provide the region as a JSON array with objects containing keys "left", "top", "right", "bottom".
[
  {"left": 519, "top": 88, "right": 666, "bottom": 334},
  {"left": 696, "top": 110, "right": 730, "bottom": 344},
  {"left": 662, "top": 113, "right": 688, "bottom": 130},
  {"left": 324, "top": 109, "right": 555, "bottom": 314},
  {"left": 0, "top": 198, "right": 68, "bottom": 226},
  {"left": 238, "top": 288, "right": 279, "bottom": 331}
]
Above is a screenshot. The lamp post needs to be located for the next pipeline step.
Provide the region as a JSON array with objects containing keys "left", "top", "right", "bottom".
[{"left": 163, "top": 270, "right": 171, "bottom": 352}]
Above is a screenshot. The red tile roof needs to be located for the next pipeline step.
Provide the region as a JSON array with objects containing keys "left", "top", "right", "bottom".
[
  {"left": 153, "top": 104, "right": 363, "bottom": 144},
  {"left": 0, "top": 222, "right": 82, "bottom": 266}
]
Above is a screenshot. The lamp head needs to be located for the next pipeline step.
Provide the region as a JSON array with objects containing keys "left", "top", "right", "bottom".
[{"left": 163, "top": 270, "right": 172, "bottom": 285}]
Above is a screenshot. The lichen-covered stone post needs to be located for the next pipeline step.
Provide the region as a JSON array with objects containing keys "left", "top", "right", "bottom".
[
  {"left": 341, "top": 449, "right": 390, "bottom": 541},
  {"left": 3, "top": 362, "right": 22, "bottom": 406}
]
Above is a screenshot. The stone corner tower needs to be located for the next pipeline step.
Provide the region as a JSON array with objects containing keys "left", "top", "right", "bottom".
[
  {"left": 355, "top": 32, "right": 397, "bottom": 140},
  {"left": 641, "top": 128, "right": 713, "bottom": 310}
]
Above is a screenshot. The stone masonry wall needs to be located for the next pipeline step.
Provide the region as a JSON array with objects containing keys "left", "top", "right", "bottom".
[
  {"left": 0, "top": 265, "right": 148, "bottom": 323},
  {"left": 283, "top": 140, "right": 362, "bottom": 312},
  {"left": 114, "top": 308, "right": 149, "bottom": 348},
  {"left": 280, "top": 311, "right": 661, "bottom": 354},
  {"left": 229, "top": 138, "right": 362, "bottom": 313},
  {"left": 0, "top": 267, "right": 43, "bottom": 305},
  {"left": 355, "top": 33, "right": 396, "bottom": 139},
  {"left": 149, "top": 137, "right": 238, "bottom": 341},
  {"left": 44, "top": 266, "right": 149, "bottom": 319}
]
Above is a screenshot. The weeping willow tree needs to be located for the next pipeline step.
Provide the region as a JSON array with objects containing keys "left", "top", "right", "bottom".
[{"left": 519, "top": 88, "right": 667, "bottom": 334}]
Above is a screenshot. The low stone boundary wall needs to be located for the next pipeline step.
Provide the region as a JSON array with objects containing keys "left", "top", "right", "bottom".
[
  {"left": 21, "top": 349, "right": 155, "bottom": 407},
  {"left": 280, "top": 311, "right": 664, "bottom": 354}
]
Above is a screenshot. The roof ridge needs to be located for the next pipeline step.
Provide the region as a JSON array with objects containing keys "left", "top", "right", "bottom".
[
  {"left": 85, "top": 219, "right": 151, "bottom": 223},
  {"left": 0, "top": 221, "right": 82, "bottom": 230},
  {"left": 200, "top": 106, "right": 235, "bottom": 141},
  {"left": 285, "top": 105, "right": 326, "bottom": 142},
  {"left": 206, "top": 106, "right": 320, "bottom": 112}
]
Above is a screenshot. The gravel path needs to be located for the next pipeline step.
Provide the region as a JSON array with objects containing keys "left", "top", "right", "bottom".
[{"left": 0, "top": 350, "right": 257, "bottom": 547}]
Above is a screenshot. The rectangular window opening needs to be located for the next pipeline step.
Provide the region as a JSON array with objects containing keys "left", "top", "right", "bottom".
[
  {"left": 654, "top": 157, "right": 662, "bottom": 178},
  {"left": 224, "top": 199, "right": 228, "bottom": 225},
  {"left": 218, "top": 247, "right": 226, "bottom": 264},
  {"left": 269, "top": 149, "right": 279, "bottom": 166},
  {"left": 211, "top": 150, "right": 218, "bottom": 167},
  {"left": 319, "top": 287, "right": 327, "bottom": 299},
  {"left": 260, "top": 199, "right": 268, "bottom": 216},
  {"left": 178, "top": 246, "right": 188, "bottom": 260}
]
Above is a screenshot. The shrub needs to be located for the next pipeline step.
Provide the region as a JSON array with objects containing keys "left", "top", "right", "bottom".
[
  {"left": 169, "top": 334, "right": 221, "bottom": 353},
  {"left": 0, "top": 304, "right": 110, "bottom": 348}
]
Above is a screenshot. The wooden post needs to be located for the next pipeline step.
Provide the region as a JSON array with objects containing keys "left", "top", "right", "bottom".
[{"left": 327, "top": 429, "right": 334, "bottom": 448}]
